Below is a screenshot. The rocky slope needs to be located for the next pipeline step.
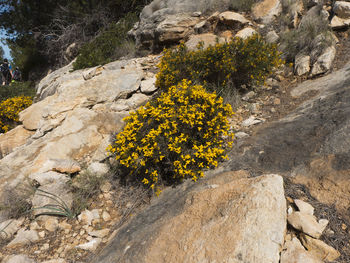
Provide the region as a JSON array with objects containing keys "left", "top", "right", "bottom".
[{"left": 1, "top": 0, "right": 350, "bottom": 262}]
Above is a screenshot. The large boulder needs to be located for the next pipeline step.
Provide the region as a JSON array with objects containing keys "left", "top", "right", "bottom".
[
  {"left": 333, "top": 1, "right": 350, "bottom": 19},
  {"left": 0, "top": 126, "right": 34, "bottom": 158},
  {"left": 92, "top": 172, "right": 287, "bottom": 262}
]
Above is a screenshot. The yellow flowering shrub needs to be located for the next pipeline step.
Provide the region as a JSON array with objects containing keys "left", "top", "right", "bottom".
[
  {"left": 0, "top": 96, "right": 33, "bottom": 133},
  {"left": 156, "top": 34, "right": 283, "bottom": 91},
  {"left": 107, "top": 80, "right": 234, "bottom": 194}
]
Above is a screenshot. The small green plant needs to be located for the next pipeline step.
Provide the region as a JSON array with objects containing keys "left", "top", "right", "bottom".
[
  {"left": 156, "top": 35, "right": 283, "bottom": 93},
  {"left": 73, "top": 12, "right": 138, "bottom": 70},
  {"left": 107, "top": 80, "right": 234, "bottom": 195},
  {"left": 32, "top": 188, "right": 75, "bottom": 219},
  {"left": 70, "top": 172, "right": 105, "bottom": 215}
]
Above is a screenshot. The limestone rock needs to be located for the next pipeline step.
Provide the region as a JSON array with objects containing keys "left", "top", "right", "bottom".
[
  {"left": 311, "top": 46, "right": 336, "bottom": 76},
  {"left": 31, "top": 181, "right": 73, "bottom": 216},
  {"left": 287, "top": 212, "right": 328, "bottom": 238},
  {"left": 334, "top": 1, "right": 350, "bottom": 19},
  {"left": 252, "top": 0, "right": 282, "bottom": 24},
  {"left": 185, "top": 33, "right": 224, "bottom": 51},
  {"left": 88, "top": 229, "right": 110, "bottom": 238},
  {"left": 82, "top": 66, "right": 104, "bottom": 80},
  {"left": 235, "top": 27, "right": 257, "bottom": 39},
  {"left": 330, "top": 15, "right": 350, "bottom": 29},
  {"left": 0, "top": 218, "right": 25, "bottom": 239},
  {"left": 2, "top": 254, "right": 36, "bottom": 263},
  {"left": 0, "top": 126, "right": 34, "bottom": 158},
  {"left": 7, "top": 229, "right": 39, "bottom": 248},
  {"left": 44, "top": 218, "right": 59, "bottom": 232},
  {"left": 93, "top": 173, "right": 286, "bottom": 263},
  {"left": 294, "top": 53, "right": 310, "bottom": 76},
  {"left": 156, "top": 14, "right": 201, "bottom": 44},
  {"left": 87, "top": 162, "right": 109, "bottom": 176},
  {"left": 140, "top": 76, "right": 157, "bottom": 94},
  {"left": 29, "top": 171, "right": 69, "bottom": 186},
  {"left": 300, "top": 234, "right": 340, "bottom": 262},
  {"left": 219, "top": 11, "right": 250, "bottom": 27},
  {"left": 235, "top": 132, "right": 249, "bottom": 139},
  {"left": 102, "top": 211, "right": 111, "bottom": 222},
  {"left": 294, "top": 199, "right": 314, "bottom": 215},
  {"left": 41, "top": 259, "right": 66, "bottom": 263},
  {"left": 78, "top": 209, "right": 100, "bottom": 226},
  {"left": 242, "top": 116, "right": 263, "bottom": 127},
  {"left": 76, "top": 238, "right": 102, "bottom": 251},
  {"left": 281, "top": 237, "right": 322, "bottom": 263}
]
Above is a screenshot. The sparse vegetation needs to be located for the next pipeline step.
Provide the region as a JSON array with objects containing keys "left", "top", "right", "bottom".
[
  {"left": 0, "top": 82, "right": 35, "bottom": 102},
  {"left": 107, "top": 80, "right": 234, "bottom": 195},
  {"left": 70, "top": 172, "right": 106, "bottom": 215},
  {"left": 279, "top": 6, "right": 334, "bottom": 62},
  {"left": 73, "top": 13, "right": 138, "bottom": 70}
]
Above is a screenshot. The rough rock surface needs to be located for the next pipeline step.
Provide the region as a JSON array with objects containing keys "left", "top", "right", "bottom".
[
  {"left": 185, "top": 33, "right": 224, "bottom": 50},
  {"left": 281, "top": 237, "right": 322, "bottom": 263},
  {"left": 226, "top": 60, "right": 350, "bottom": 219},
  {"left": 0, "top": 126, "right": 34, "bottom": 158},
  {"left": 92, "top": 172, "right": 286, "bottom": 263},
  {"left": 252, "top": 0, "right": 282, "bottom": 24},
  {"left": 0, "top": 56, "right": 157, "bottom": 194}
]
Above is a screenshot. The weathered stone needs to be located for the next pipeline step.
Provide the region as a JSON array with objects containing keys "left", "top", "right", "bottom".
[
  {"left": 0, "top": 218, "right": 25, "bottom": 239},
  {"left": 93, "top": 173, "right": 286, "bottom": 263},
  {"left": 78, "top": 209, "right": 100, "bottom": 226},
  {"left": 219, "top": 11, "right": 250, "bottom": 27},
  {"left": 330, "top": 15, "right": 350, "bottom": 29},
  {"left": 88, "top": 229, "right": 110, "bottom": 238},
  {"left": 76, "top": 238, "right": 102, "bottom": 251},
  {"left": 235, "top": 132, "right": 249, "bottom": 139},
  {"left": 287, "top": 212, "right": 327, "bottom": 238},
  {"left": 82, "top": 66, "right": 104, "bottom": 80},
  {"left": 294, "top": 53, "right": 310, "bottom": 76},
  {"left": 242, "top": 116, "right": 263, "bottom": 127},
  {"left": 334, "top": 1, "right": 350, "bottom": 19},
  {"left": 252, "top": 0, "right": 282, "bottom": 24},
  {"left": 185, "top": 33, "right": 224, "bottom": 50},
  {"left": 29, "top": 171, "right": 69, "bottom": 186},
  {"left": 281, "top": 237, "right": 322, "bottom": 263},
  {"left": 31, "top": 181, "right": 73, "bottom": 216},
  {"left": 2, "top": 254, "right": 36, "bottom": 263},
  {"left": 102, "top": 211, "right": 111, "bottom": 222},
  {"left": 311, "top": 46, "right": 336, "bottom": 76},
  {"left": 235, "top": 27, "right": 257, "bottom": 39},
  {"left": 87, "top": 162, "right": 109, "bottom": 176},
  {"left": 300, "top": 234, "right": 341, "bottom": 262},
  {"left": 7, "top": 229, "right": 39, "bottom": 248},
  {"left": 0, "top": 126, "right": 34, "bottom": 158},
  {"left": 41, "top": 259, "right": 66, "bottom": 263},
  {"left": 140, "top": 76, "right": 157, "bottom": 94},
  {"left": 294, "top": 199, "right": 314, "bottom": 215},
  {"left": 44, "top": 217, "right": 59, "bottom": 232}
]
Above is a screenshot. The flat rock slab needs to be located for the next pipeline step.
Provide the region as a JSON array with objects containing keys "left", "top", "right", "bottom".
[{"left": 92, "top": 172, "right": 286, "bottom": 263}]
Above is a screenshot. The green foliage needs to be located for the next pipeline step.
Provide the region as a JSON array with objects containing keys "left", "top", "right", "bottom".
[
  {"left": 0, "top": 95, "right": 33, "bottom": 133},
  {"left": 73, "top": 13, "right": 138, "bottom": 70},
  {"left": 156, "top": 35, "right": 283, "bottom": 93},
  {"left": 0, "top": 81, "right": 35, "bottom": 102},
  {"left": 70, "top": 172, "right": 105, "bottom": 215},
  {"left": 107, "top": 80, "right": 234, "bottom": 195}
]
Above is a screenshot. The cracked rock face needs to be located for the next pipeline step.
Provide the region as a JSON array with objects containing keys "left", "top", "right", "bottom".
[{"left": 0, "top": 56, "right": 158, "bottom": 196}]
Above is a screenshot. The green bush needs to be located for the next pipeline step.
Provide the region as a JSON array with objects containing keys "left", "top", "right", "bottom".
[
  {"left": 0, "top": 81, "right": 35, "bottom": 102},
  {"left": 107, "top": 80, "right": 234, "bottom": 195},
  {"left": 156, "top": 35, "right": 283, "bottom": 94},
  {"left": 73, "top": 12, "right": 138, "bottom": 70}
]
